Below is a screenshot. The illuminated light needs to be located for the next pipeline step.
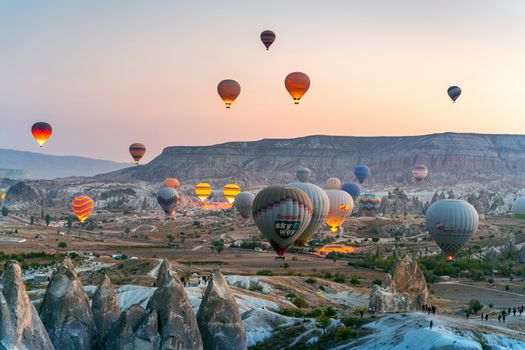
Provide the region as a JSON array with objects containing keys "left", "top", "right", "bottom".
[
  {"left": 223, "top": 183, "right": 241, "bottom": 204},
  {"left": 317, "top": 244, "right": 356, "bottom": 256},
  {"left": 195, "top": 183, "right": 212, "bottom": 202}
]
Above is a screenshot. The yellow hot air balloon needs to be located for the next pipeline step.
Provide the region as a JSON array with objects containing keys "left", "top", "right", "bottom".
[
  {"left": 0, "top": 193, "right": 5, "bottom": 202},
  {"left": 195, "top": 183, "right": 212, "bottom": 202},
  {"left": 223, "top": 183, "right": 241, "bottom": 204},
  {"left": 71, "top": 195, "right": 95, "bottom": 223}
]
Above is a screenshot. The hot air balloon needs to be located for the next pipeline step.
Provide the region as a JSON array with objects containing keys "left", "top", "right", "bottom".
[
  {"left": 296, "top": 167, "right": 311, "bottom": 183},
  {"left": 289, "top": 182, "right": 330, "bottom": 246},
  {"left": 341, "top": 182, "right": 361, "bottom": 200},
  {"left": 447, "top": 86, "right": 461, "bottom": 103},
  {"left": 260, "top": 30, "right": 276, "bottom": 50},
  {"left": 325, "top": 190, "right": 354, "bottom": 233},
  {"left": 71, "top": 195, "right": 94, "bottom": 223},
  {"left": 195, "top": 183, "right": 212, "bottom": 202},
  {"left": 358, "top": 194, "right": 382, "bottom": 214},
  {"left": 129, "top": 143, "right": 146, "bottom": 164},
  {"left": 426, "top": 199, "right": 478, "bottom": 261},
  {"left": 234, "top": 192, "right": 255, "bottom": 219},
  {"left": 223, "top": 183, "right": 241, "bottom": 204},
  {"left": 31, "top": 122, "right": 52, "bottom": 147},
  {"left": 0, "top": 193, "right": 5, "bottom": 203},
  {"left": 157, "top": 187, "right": 179, "bottom": 214},
  {"left": 285, "top": 72, "right": 310, "bottom": 104},
  {"left": 163, "top": 178, "right": 180, "bottom": 189},
  {"left": 252, "top": 186, "right": 312, "bottom": 256},
  {"left": 217, "top": 79, "right": 241, "bottom": 109},
  {"left": 412, "top": 165, "right": 428, "bottom": 182},
  {"left": 511, "top": 197, "right": 525, "bottom": 219},
  {"left": 354, "top": 165, "right": 370, "bottom": 184},
  {"left": 326, "top": 177, "right": 341, "bottom": 190}
]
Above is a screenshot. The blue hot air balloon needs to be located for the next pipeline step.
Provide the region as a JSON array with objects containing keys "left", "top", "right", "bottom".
[
  {"left": 354, "top": 165, "right": 370, "bottom": 184},
  {"left": 447, "top": 86, "right": 461, "bottom": 103},
  {"left": 341, "top": 182, "right": 362, "bottom": 200}
]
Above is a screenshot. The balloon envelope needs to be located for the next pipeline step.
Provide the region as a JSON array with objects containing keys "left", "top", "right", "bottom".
[
  {"left": 129, "top": 143, "right": 146, "bottom": 164},
  {"left": 234, "top": 192, "right": 255, "bottom": 219},
  {"left": 71, "top": 195, "right": 94, "bottom": 223},
  {"left": 252, "top": 186, "right": 312, "bottom": 256},
  {"left": 447, "top": 86, "right": 461, "bottom": 102},
  {"left": 195, "top": 183, "right": 212, "bottom": 202},
  {"left": 223, "top": 183, "right": 241, "bottom": 204},
  {"left": 218, "top": 79, "right": 241, "bottom": 108},
  {"left": 426, "top": 199, "right": 478, "bottom": 261},
  {"left": 354, "top": 165, "right": 370, "bottom": 184},
  {"left": 289, "top": 182, "right": 330, "bottom": 246},
  {"left": 511, "top": 197, "right": 525, "bottom": 219},
  {"left": 412, "top": 165, "right": 429, "bottom": 182},
  {"left": 163, "top": 178, "right": 180, "bottom": 189},
  {"left": 326, "top": 177, "right": 341, "bottom": 190},
  {"left": 296, "top": 167, "right": 311, "bottom": 183},
  {"left": 325, "top": 190, "right": 354, "bottom": 233},
  {"left": 285, "top": 72, "right": 310, "bottom": 104},
  {"left": 260, "top": 30, "right": 276, "bottom": 50},
  {"left": 359, "top": 194, "right": 382, "bottom": 214},
  {"left": 341, "top": 182, "right": 362, "bottom": 200},
  {"left": 31, "top": 122, "right": 52, "bottom": 147},
  {"left": 157, "top": 187, "right": 179, "bottom": 214}
]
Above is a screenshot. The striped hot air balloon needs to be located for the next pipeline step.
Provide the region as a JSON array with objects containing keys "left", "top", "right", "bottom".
[
  {"left": 252, "top": 186, "right": 312, "bottom": 256},
  {"left": 354, "top": 165, "right": 370, "bottom": 184},
  {"left": 71, "top": 195, "right": 94, "bottom": 223},
  {"left": 511, "top": 197, "right": 525, "bottom": 219},
  {"left": 412, "top": 165, "right": 429, "bottom": 182},
  {"left": 195, "top": 183, "right": 212, "bottom": 202},
  {"left": 260, "top": 30, "right": 276, "bottom": 50},
  {"left": 234, "top": 192, "right": 255, "bottom": 219},
  {"left": 285, "top": 72, "right": 310, "bottom": 104},
  {"left": 163, "top": 178, "right": 180, "bottom": 189},
  {"left": 289, "top": 182, "right": 330, "bottom": 246},
  {"left": 326, "top": 177, "right": 341, "bottom": 190},
  {"left": 426, "top": 199, "right": 478, "bottom": 261},
  {"left": 31, "top": 122, "right": 53, "bottom": 147},
  {"left": 325, "top": 190, "right": 354, "bottom": 233},
  {"left": 296, "top": 167, "right": 311, "bottom": 183},
  {"left": 358, "top": 194, "right": 382, "bottom": 214},
  {"left": 447, "top": 86, "right": 461, "bottom": 103},
  {"left": 341, "top": 182, "right": 361, "bottom": 200},
  {"left": 223, "top": 183, "right": 241, "bottom": 204},
  {"left": 129, "top": 143, "right": 146, "bottom": 164},
  {"left": 157, "top": 187, "right": 179, "bottom": 215},
  {"left": 218, "top": 79, "right": 241, "bottom": 109}
]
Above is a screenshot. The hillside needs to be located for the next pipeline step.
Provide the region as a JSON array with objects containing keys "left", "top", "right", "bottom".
[
  {"left": 0, "top": 148, "right": 130, "bottom": 180},
  {"left": 95, "top": 133, "right": 525, "bottom": 190}
]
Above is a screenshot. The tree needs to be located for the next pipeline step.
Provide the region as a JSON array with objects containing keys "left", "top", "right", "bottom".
[
  {"left": 327, "top": 252, "right": 338, "bottom": 264},
  {"left": 468, "top": 299, "right": 483, "bottom": 314},
  {"left": 58, "top": 242, "right": 68, "bottom": 249},
  {"left": 30, "top": 216, "right": 35, "bottom": 225},
  {"left": 45, "top": 214, "right": 51, "bottom": 226},
  {"left": 167, "top": 234, "right": 175, "bottom": 242},
  {"left": 1, "top": 207, "right": 8, "bottom": 217}
]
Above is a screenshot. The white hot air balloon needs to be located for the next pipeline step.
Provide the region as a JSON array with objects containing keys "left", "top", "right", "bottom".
[
  {"left": 234, "top": 192, "right": 255, "bottom": 219},
  {"left": 326, "top": 177, "right": 341, "bottom": 190},
  {"left": 325, "top": 190, "right": 354, "bottom": 233},
  {"left": 296, "top": 167, "right": 312, "bottom": 183}
]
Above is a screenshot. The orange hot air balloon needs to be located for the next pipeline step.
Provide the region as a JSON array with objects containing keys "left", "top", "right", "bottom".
[
  {"left": 31, "top": 122, "right": 53, "bottom": 147},
  {"left": 285, "top": 72, "right": 310, "bottom": 104},
  {"left": 195, "top": 183, "right": 212, "bottom": 202},
  {"left": 223, "top": 183, "right": 241, "bottom": 204},
  {"left": 217, "top": 79, "right": 241, "bottom": 109},
  {"left": 129, "top": 143, "right": 146, "bottom": 164},
  {"left": 71, "top": 195, "right": 94, "bottom": 223},
  {"left": 163, "top": 178, "right": 180, "bottom": 189}
]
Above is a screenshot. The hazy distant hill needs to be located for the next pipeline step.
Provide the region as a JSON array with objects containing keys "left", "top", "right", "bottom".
[
  {"left": 0, "top": 148, "right": 130, "bottom": 180},
  {"left": 95, "top": 133, "right": 525, "bottom": 190}
]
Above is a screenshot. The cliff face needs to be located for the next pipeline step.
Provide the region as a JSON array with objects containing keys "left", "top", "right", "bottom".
[{"left": 95, "top": 133, "right": 525, "bottom": 188}]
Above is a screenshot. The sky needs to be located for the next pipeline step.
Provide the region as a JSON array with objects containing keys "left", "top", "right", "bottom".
[{"left": 1, "top": 1, "right": 525, "bottom": 162}]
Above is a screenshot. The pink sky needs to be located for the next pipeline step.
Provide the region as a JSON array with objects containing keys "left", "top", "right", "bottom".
[{"left": 1, "top": 1, "right": 525, "bottom": 162}]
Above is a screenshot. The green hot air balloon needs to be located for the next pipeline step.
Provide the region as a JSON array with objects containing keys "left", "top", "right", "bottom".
[
  {"left": 425, "top": 199, "right": 478, "bottom": 261},
  {"left": 234, "top": 192, "right": 255, "bottom": 219},
  {"left": 296, "top": 167, "right": 312, "bottom": 183},
  {"left": 157, "top": 186, "right": 179, "bottom": 215},
  {"left": 252, "top": 186, "right": 313, "bottom": 256},
  {"left": 289, "top": 182, "right": 330, "bottom": 246},
  {"left": 511, "top": 196, "right": 525, "bottom": 219}
]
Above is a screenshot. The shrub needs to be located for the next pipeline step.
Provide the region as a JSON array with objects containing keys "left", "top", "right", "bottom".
[
  {"left": 468, "top": 299, "right": 483, "bottom": 314},
  {"left": 292, "top": 297, "right": 307, "bottom": 308},
  {"left": 350, "top": 276, "right": 360, "bottom": 285},
  {"left": 256, "top": 269, "right": 273, "bottom": 276},
  {"left": 334, "top": 275, "right": 345, "bottom": 283},
  {"left": 305, "top": 277, "right": 316, "bottom": 284},
  {"left": 372, "top": 279, "right": 383, "bottom": 286},
  {"left": 58, "top": 242, "right": 67, "bottom": 249}
]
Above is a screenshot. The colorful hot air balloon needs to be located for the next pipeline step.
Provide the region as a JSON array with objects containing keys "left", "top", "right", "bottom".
[
  {"left": 359, "top": 194, "right": 382, "bottom": 214},
  {"left": 448, "top": 86, "right": 461, "bottom": 103},
  {"left": 31, "top": 122, "right": 52, "bottom": 147},
  {"left": 260, "top": 30, "right": 276, "bottom": 50},
  {"left": 223, "top": 183, "right": 241, "bottom": 204},
  {"left": 511, "top": 197, "right": 525, "bottom": 219},
  {"left": 354, "top": 165, "right": 370, "bottom": 184},
  {"left": 163, "top": 178, "right": 180, "bottom": 190},
  {"left": 326, "top": 177, "right": 341, "bottom": 190},
  {"left": 71, "top": 195, "right": 94, "bottom": 223},
  {"left": 296, "top": 167, "right": 311, "bottom": 183},
  {"left": 289, "top": 182, "right": 330, "bottom": 246},
  {"left": 341, "top": 182, "right": 361, "bottom": 200},
  {"left": 252, "top": 186, "right": 312, "bottom": 256},
  {"left": 129, "top": 143, "right": 146, "bottom": 164},
  {"left": 157, "top": 187, "right": 179, "bottom": 215},
  {"left": 285, "top": 72, "right": 310, "bottom": 104},
  {"left": 0, "top": 193, "right": 5, "bottom": 203},
  {"left": 195, "top": 183, "right": 212, "bottom": 202},
  {"left": 234, "top": 192, "right": 255, "bottom": 219},
  {"left": 412, "top": 165, "right": 429, "bottom": 182},
  {"left": 426, "top": 199, "right": 478, "bottom": 261},
  {"left": 217, "top": 79, "right": 241, "bottom": 109},
  {"left": 325, "top": 190, "right": 354, "bottom": 233}
]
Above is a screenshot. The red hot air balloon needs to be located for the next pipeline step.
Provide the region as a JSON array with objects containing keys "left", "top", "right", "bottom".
[
  {"left": 129, "top": 143, "right": 146, "bottom": 164},
  {"left": 31, "top": 122, "right": 53, "bottom": 147},
  {"left": 260, "top": 30, "right": 276, "bottom": 50},
  {"left": 285, "top": 72, "right": 310, "bottom": 104},
  {"left": 218, "top": 80, "right": 241, "bottom": 109},
  {"left": 412, "top": 165, "right": 429, "bottom": 182},
  {"left": 71, "top": 195, "right": 95, "bottom": 223}
]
